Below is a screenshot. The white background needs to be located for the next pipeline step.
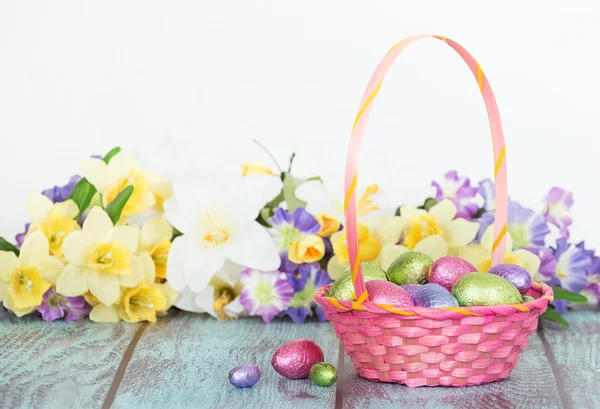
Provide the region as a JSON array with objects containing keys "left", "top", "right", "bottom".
[{"left": 1, "top": 2, "right": 599, "bottom": 247}]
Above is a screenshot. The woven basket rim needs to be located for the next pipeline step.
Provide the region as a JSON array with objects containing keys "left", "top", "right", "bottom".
[{"left": 314, "top": 281, "right": 554, "bottom": 318}]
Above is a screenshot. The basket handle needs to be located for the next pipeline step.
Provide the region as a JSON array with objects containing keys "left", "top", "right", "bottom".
[{"left": 345, "top": 35, "right": 508, "bottom": 304}]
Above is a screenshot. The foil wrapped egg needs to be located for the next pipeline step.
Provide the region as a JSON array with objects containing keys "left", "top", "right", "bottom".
[
  {"left": 228, "top": 364, "right": 261, "bottom": 388},
  {"left": 400, "top": 284, "right": 423, "bottom": 305},
  {"left": 387, "top": 252, "right": 433, "bottom": 285},
  {"left": 416, "top": 283, "right": 458, "bottom": 307},
  {"left": 488, "top": 264, "right": 532, "bottom": 295},
  {"left": 452, "top": 272, "right": 523, "bottom": 306},
  {"left": 309, "top": 362, "right": 338, "bottom": 387},
  {"left": 366, "top": 280, "right": 415, "bottom": 306},
  {"left": 271, "top": 339, "right": 324, "bottom": 379},
  {"left": 327, "top": 263, "right": 387, "bottom": 300},
  {"left": 429, "top": 256, "right": 477, "bottom": 290},
  {"left": 523, "top": 296, "right": 535, "bottom": 303}
]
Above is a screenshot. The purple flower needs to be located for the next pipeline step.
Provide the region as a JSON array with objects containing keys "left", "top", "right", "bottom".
[
  {"left": 239, "top": 269, "right": 294, "bottom": 323},
  {"left": 478, "top": 178, "right": 496, "bottom": 212},
  {"left": 431, "top": 171, "right": 478, "bottom": 220},
  {"left": 36, "top": 288, "right": 91, "bottom": 322},
  {"left": 543, "top": 187, "right": 573, "bottom": 238},
  {"left": 508, "top": 199, "right": 550, "bottom": 249},
  {"left": 15, "top": 223, "right": 30, "bottom": 248},
  {"left": 268, "top": 207, "right": 321, "bottom": 273},
  {"left": 42, "top": 175, "right": 81, "bottom": 203},
  {"left": 524, "top": 247, "right": 557, "bottom": 282},
  {"left": 577, "top": 242, "right": 600, "bottom": 303},
  {"left": 279, "top": 263, "right": 332, "bottom": 324},
  {"left": 551, "top": 238, "right": 591, "bottom": 293}
]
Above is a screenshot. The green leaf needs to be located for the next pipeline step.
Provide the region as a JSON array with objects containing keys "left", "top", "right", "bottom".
[
  {"left": 172, "top": 227, "right": 183, "bottom": 239},
  {"left": 259, "top": 207, "right": 274, "bottom": 227},
  {"left": 551, "top": 286, "right": 589, "bottom": 304},
  {"left": 105, "top": 186, "right": 134, "bottom": 225},
  {"left": 422, "top": 198, "right": 438, "bottom": 211},
  {"left": 68, "top": 178, "right": 98, "bottom": 220},
  {"left": 103, "top": 146, "right": 121, "bottom": 164},
  {"left": 540, "top": 306, "right": 570, "bottom": 328},
  {"left": 264, "top": 190, "right": 284, "bottom": 210},
  {"left": 0, "top": 237, "right": 19, "bottom": 256},
  {"left": 282, "top": 173, "right": 306, "bottom": 211}
]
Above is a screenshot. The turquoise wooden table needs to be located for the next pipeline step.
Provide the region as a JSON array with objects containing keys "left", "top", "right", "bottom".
[{"left": 1, "top": 306, "right": 599, "bottom": 409}]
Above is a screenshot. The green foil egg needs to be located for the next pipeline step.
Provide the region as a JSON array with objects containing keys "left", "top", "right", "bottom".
[
  {"left": 523, "top": 296, "right": 535, "bottom": 303},
  {"left": 327, "top": 263, "right": 387, "bottom": 300},
  {"left": 309, "top": 362, "right": 338, "bottom": 387},
  {"left": 452, "top": 272, "right": 524, "bottom": 306},
  {"left": 386, "top": 252, "right": 433, "bottom": 285}
]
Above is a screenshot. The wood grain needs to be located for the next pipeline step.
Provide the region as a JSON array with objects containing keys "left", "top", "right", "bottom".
[
  {"left": 337, "top": 332, "right": 563, "bottom": 409},
  {"left": 0, "top": 310, "right": 140, "bottom": 409},
  {"left": 540, "top": 306, "right": 600, "bottom": 409},
  {"left": 111, "top": 310, "right": 339, "bottom": 409}
]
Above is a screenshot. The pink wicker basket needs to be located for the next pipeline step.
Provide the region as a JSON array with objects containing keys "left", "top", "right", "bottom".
[{"left": 314, "top": 34, "right": 554, "bottom": 388}]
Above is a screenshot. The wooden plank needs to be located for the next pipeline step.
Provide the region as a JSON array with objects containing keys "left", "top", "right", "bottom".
[
  {"left": 337, "top": 332, "right": 563, "bottom": 409},
  {"left": 540, "top": 306, "right": 600, "bottom": 409},
  {"left": 111, "top": 310, "right": 339, "bottom": 409},
  {"left": 0, "top": 310, "right": 140, "bottom": 409}
]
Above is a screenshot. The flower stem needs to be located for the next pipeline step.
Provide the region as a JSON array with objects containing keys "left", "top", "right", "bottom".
[
  {"left": 252, "top": 139, "right": 283, "bottom": 173},
  {"left": 288, "top": 153, "right": 296, "bottom": 173}
]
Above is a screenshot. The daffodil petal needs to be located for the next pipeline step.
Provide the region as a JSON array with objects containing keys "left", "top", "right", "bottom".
[
  {"left": 399, "top": 206, "right": 427, "bottom": 219},
  {"left": 326, "top": 255, "right": 349, "bottom": 280},
  {"left": 413, "top": 235, "right": 448, "bottom": 260},
  {"left": 363, "top": 216, "right": 407, "bottom": 247},
  {"left": 379, "top": 244, "right": 410, "bottom": 270},
  {"left": 174, "top": 286, "right": 205, "bottom": 313},
  {"left": 512, "top": 249, "right": 541, "bottom": 277},
  {"left": 0, "top": 251, "right": 19, "bottom": 277},
  {"left": 186, "top": 246, "right": 227, "bottom": 293},
  {"left": 224, "top": 297, "right": 245, "bottom": 318},
  {"left": 56, "top": 265, "right": 89, "bottom": 296},
  {"left": 119, "top": 255, "right": 145, "bottom": 288},
  {"left": 481, "top": 224, "right": 513, "bottom": 252},
  {"left": 62, "top": 230, "right": 91, "bottom": 266},
  {"left": 163, "top": 197, "right": 193, "bottom": 235},
  {"left": 108, "top": 150, "right": 140, "bottom": 181},
  {"left": 37, "top": 256, "right": 64, "bottom": 285},
  {"left": 445, "top": 218, "right": 479, "bottom": 248},
  {"left": 111, "top": 226, "right": 139, "bottom": 253},
  {"left": 89, "top": 272, "right": 120, "bottom": 306},
  {"left": 80, "top": 158, "right": 108, "bottom": 192},
  {"left": 429, "top": 199, "right": 457, "bottom": 226},
  {"left": 57, "top": 200, "right": 80, "bottom": 220},
  {"left": 154, "top": 282, "right": 178, "bottom": 310},
  {"left": 89, "top": 304, "right": 120, "bottom": 323},
  {"left": 226, "top": 221, "right": 280, "bottom": 272},
  {"left": 26, "top": 194, "right": 54, "bottom": 226},
  {"left": 141, "top": 216, "right": 173, "bottom": 248},
  {"left": 83, "top": 207, "right": 114, "bottom": 243},
  {"left": 20, "top": 231, "right": 49, "bottom": 268},
  {"left": 457, "top": 245, "right": 490, "bottom": 271},
  {"left": 140, "top": 251, "right": 156, "bottom": 283},
  {"left": 165, "top": 235, "right": 197, "bottom": 291},
  {"left": 193, "top": 285, "right": 217, "bottom": 318},
  {"left": 295, "top": 180, "right": 334, "bottom": 216}
]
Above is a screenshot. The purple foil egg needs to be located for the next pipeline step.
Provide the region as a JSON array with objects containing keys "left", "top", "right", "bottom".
[
  {"left": 417, "top": 284, "right": 459, "bottom": 308},
  {"left": 229, "top": 364, "right": 261, "bottom": 388},
  {"left": 400, "top": 284, "right": 422, "bottom": 305},
  {"left": 271, "top": 339, "right": 324, "bottom": 379},
  {"left": 429, "top": 256, "right": 477, "bottom": 290},
  {"left": 366, "top": 280, "right": 415, "bottom": 307},
  {"left": 488, "top": 264, "right": 532, "bottom": 295}
]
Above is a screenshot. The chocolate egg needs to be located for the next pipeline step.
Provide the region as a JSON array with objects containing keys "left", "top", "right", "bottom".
[
  {"left": 400, "top": 284, "right": 422, "bottom": 305},
  {"left": 429, "top": 256, "right": 477, "bottom": 290},
  {"left": 271, "top": 339, "right": 324, "bottom": 379},
  {"left": 310, "top": 362, "right": 338, "bottom": 387},
  {"left": 387, "top": 252, "right": 433, "bottom": 285},
  {"left": 416, "top": 283, "right": 458, "bottom": 307},
  {"left": 366, "top": 280, "right": 415, "bottom": 306},
  {"left": 229, "top": 364, "right": 261, "bottom": 388},
  {"left": 452, "top": 272, "right": 523, "bottom": 306},
  {"left": 327, "top": 263, "right": 387, "bottom": 300},
  {"left": 488, "top": 264, "right": 532, "bottom": 295}
]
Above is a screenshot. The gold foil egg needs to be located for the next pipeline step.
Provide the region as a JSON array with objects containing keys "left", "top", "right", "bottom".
[
  {"left": 327, "top": 263, "right": 387, "bottom": 300},
  {"left": 386, "top": 252, "right": 433, "bottom": 285},
  {"left": 452, "top": 272, "right": 524, "bottom": 307}
]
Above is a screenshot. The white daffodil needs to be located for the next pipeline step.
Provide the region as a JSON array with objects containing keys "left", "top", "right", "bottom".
[
  {"left": 457, "top": 224, "right": 541, "bottom": 275},
  {"left": 164, "top": 168, "right": 282, "bottom": 296},
  {"left": 295, "top": 175, "right": 394, "bottom": 225},
  {"left": 0, "top": 232, "right": 64, "bottom": 316},
  {"left": 139, "top": 216, "right": 173, "bottom": 280},
  {"left": 25, "top": 194, "right": 80, "bottom": 257},
  {"left": 56, "top": 207, "right": 146, "bottom": 306},
  {"left": 394, "top": 199, "right": 480, "bottom": 262},
  {"left": 328, "top": 216, "right": 407, "bottom": 279},
  {"left": 80, "top": 150, "right": 156, "bottom": 221}
]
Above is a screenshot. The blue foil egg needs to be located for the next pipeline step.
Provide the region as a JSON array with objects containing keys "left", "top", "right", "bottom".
[
  {"left": 229, "top": 364, "right": 261, "bottom": 388},
  {"left": 417, "top": 284, "right": 459, "bottom": 308}
]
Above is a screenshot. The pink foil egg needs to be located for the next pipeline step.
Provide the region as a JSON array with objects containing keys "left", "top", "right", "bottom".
[
  {"left": 366, "top": 280, "right": 415, "bottom": 306},
  {"left": 429, "top": 256, "right": 477, "bottom": 290},
  {"left": 271, "top": 339, "right": 324, "bottom": 379}
]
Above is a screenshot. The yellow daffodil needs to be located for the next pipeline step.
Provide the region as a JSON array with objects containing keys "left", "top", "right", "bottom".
[
  {"left": 327, "top": 216, "right": 407, "bottom": 279},
  {"left": 241, "top": 163, "right": 274, "bottom": 176},
  {"left": 25, "top": 194, "right": 80, "bottom": 258},
  {"left": 56, "top": 207, "right": 146, "bottom": 306},
  {"left": 457, "top": 224, "right": 541, "bottom": 275},
  {"left": 0, "top": 232, "right": 64, "bottom": 316},
  {"left": 315, "top": 213, "right": 340, "bottom": 237},
  {"left": 288, "top": 234, "right": 326, "bottom": 264},
  {"left": 80, "top": 150, "right": 156, "bottom": 221},
  {"left": 139, "top": 216, "right": 173, "bottom": 280},
  {"left": 395, "top": 199, "right": 480, "bottom": 262}
]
